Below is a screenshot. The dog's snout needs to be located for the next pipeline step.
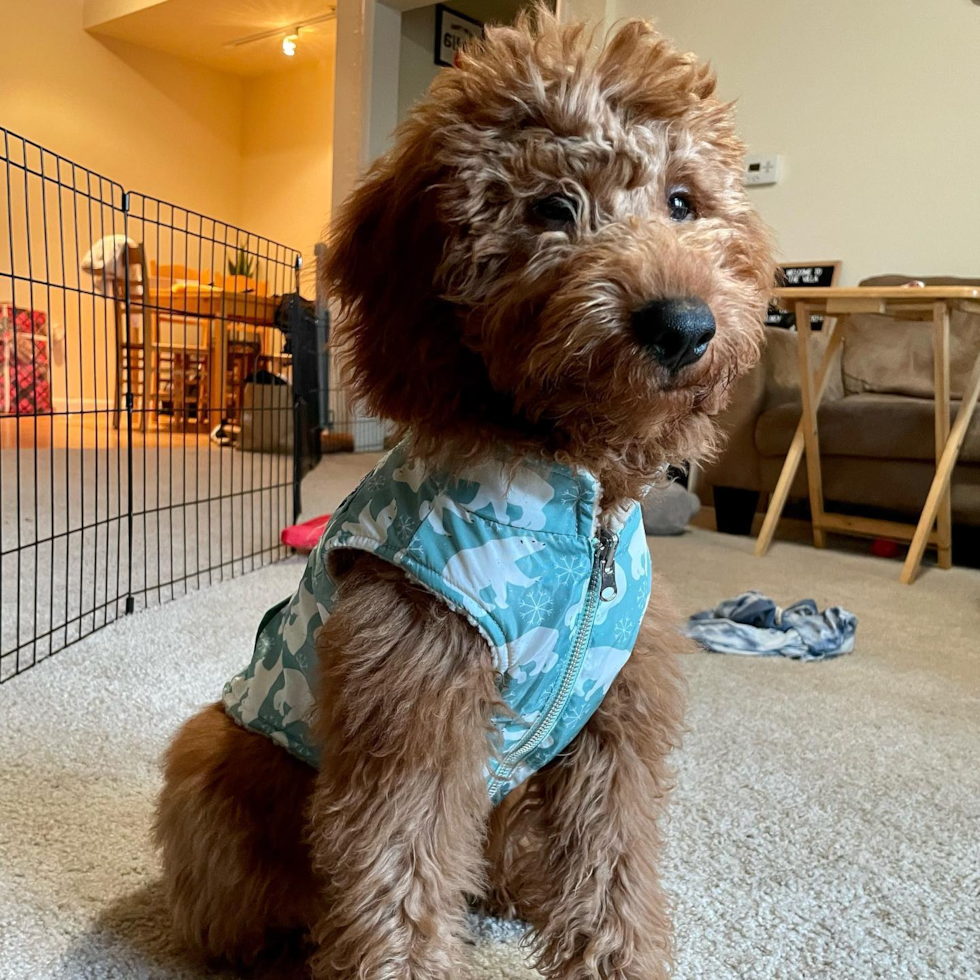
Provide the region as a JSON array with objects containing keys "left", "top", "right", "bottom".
[{"left": 632, "top": 298, "right": 716, "bottom": 372}]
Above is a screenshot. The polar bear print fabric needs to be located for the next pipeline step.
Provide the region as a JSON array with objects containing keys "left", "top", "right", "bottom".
[
  {"left": 442, "top": 536, "right": 547, "bottom": 610},
  {"left": 222, "top": 440, "right": 652, "bottom": 803}
]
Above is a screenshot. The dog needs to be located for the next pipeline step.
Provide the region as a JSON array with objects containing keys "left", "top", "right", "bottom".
[{"left": 153, "top": 9, "right": 773, "bottom": 979}]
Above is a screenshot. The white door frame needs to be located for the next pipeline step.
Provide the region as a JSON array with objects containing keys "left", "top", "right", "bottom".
[{"left": 325, "top": 0, "right": 429, "bottom": 437}]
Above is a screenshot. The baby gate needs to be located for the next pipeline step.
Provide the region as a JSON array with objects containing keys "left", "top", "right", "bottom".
[{"left": 0, "top": 125, "right": 325, "bottom": 682}]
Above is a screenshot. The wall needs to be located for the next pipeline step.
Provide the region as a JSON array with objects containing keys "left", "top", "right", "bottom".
[
  {"left": 0, "top": 0, "right": 246, "bottom": 412},
  {"left": 0, "top": 0, "right": 341, "bottom": 414},
  {"left": 397, "top": 0, "right": 532, "bottom": 124},
  {"left": 239, "top": 54, "right": 337, "bottom": 295},
  {"left": 1, "top": 0, "right": 244, "bottom": 220},
  {"left": 611, "top": 0, "right": 980, "bottom": 284}
]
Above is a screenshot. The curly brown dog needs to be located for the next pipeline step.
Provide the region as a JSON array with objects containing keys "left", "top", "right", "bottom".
[{"left": 154, "top": 9, "right": 773, "bottom": 980}]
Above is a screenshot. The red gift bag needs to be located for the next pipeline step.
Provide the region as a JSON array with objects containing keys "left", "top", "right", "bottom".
[
  {"left": 0, "top": 306, "right": 52, "bottom": 415},
  {"left": 0, "top": 305, "right": 48, "bottom": 339}
]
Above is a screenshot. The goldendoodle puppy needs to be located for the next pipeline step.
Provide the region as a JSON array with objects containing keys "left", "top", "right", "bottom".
[{"left": 154, "top": 9, "right": 773, "bottom": 979}]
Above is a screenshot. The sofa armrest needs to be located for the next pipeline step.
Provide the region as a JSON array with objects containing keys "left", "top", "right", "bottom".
[
  {"left": 699, "top": 335, "right": 770, "bottom": 493},
  {"left": 699, "top": 326, "right": 843, "bottom": 495}
]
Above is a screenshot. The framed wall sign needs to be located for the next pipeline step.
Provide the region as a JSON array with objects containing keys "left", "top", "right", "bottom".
[
  {"left": 777, "top": 262, "right": 841, "bottom": 289},
  {"left": 435, "top": 5, "right": 483, "bottom": 67},
  {"left": 767, "top": 260, "right": 842, "bottom": 328}
]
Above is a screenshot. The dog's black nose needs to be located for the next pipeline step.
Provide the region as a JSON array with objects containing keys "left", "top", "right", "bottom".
[{"left": 632, "top": 298, "right": 716, "bottom": 372}]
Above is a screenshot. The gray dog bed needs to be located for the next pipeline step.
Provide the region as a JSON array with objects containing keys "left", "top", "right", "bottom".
[{"left": 641, "top": 482, "right": 701, "bottom": 535}]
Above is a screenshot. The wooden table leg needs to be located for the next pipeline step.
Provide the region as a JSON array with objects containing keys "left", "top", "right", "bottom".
[
  {"left": 755, "top": 317, "right": 845, "bottom": 556},
  {"left": 901, "top": 348, "right": 980, "bottom": 584},
  {"left": 932, "top": 302, "right": 952, "bottom": 569},
  {"left": 141, "top": 306, "right": 152, "bottom": 433},
  {"left": 795, "top": 303, "right": 827, "bottom": 547},
  {"left": 112, "top": 299, "right": 123, "bottom": 431},
  {"left": 208, "top": 318, "right": 227, "bottom": 430},
  {"left": 137, "top": 252, "right": 153, "bottom": 433}
]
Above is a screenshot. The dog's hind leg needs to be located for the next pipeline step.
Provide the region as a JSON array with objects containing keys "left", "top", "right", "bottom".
[
  {"left": 488, "top": 602, "right": 687, "bottom": 980},
  {"left": 307, "top": 555, "right": 497, "bottom": 980},
  {"left": 154, "top": 702, "right": 319, "bottom": 968}
]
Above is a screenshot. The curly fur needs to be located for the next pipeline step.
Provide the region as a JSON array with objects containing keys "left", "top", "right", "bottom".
[
  {"left": 326, "top": 9, "right": 772, "bottom": 503},
  {"left": 155, "top": 8, "right": 773, "bottom": 979}
]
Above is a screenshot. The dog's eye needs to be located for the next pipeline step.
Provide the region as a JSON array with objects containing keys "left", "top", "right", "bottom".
[
  {"left": 667, "top": 192, "right": 696, "bottom": 222},
  {"left": 531, "top": 194, "right": 579, "bottom": 230}
]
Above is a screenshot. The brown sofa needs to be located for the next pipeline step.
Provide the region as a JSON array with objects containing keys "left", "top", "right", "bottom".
[{"left": 701, "top": 275, "right": 980, "bottom": 534}]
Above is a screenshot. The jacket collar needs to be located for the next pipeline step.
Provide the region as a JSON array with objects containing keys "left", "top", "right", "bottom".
[{"left": 408, "top": 443, "right": 633, "bottom": 541}]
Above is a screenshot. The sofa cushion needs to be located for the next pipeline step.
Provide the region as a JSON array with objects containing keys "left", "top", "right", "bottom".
[
  {"left": 756, "top": 455, "right": 980, "bottom": 524},
  {"left": 755, "top": 393, "right": 980, "bottom": 464},
  {"left": 841, "top": 312, "right": 980, "bottom": 399},
  {"left": 859, "top": 274, "right": 980, "bottom": 288},
  {"left": 763, "top": 324, "right": 844, "bottom": 407}
]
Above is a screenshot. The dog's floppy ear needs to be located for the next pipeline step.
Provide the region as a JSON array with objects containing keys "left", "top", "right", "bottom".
[{"left": 322, "top": 125, "right": 483, "bottom": 429}]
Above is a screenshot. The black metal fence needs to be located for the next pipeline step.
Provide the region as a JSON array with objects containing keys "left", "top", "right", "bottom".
[{"left": 0, "top": 127, "right": 325, "bottom": 682}]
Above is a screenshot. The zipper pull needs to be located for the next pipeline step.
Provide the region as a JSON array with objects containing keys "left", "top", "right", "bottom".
[{"left": 597, "top": 527, "right": 619, "bottom": 602}]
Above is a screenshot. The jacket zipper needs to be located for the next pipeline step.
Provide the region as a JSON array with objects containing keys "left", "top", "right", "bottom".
[{"left": 486, "top": 526, "right": 619, "bottom": 800}]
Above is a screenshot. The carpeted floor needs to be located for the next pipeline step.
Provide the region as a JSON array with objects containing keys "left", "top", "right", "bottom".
[
  {"left": 1, "top": 454, "right": 978, "bottom": 980},
  {"left": 1, "top": 439, "right": 291, "bottom": 675}
]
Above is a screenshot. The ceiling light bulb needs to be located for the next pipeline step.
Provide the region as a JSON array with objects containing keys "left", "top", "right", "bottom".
[{"left": 282, "top": 34, "right": 298, "bottom": 56}]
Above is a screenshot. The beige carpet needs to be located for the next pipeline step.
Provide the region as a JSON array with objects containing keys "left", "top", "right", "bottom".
[{"left": 1, "top": 454, "right": 978, "bottom": 979}]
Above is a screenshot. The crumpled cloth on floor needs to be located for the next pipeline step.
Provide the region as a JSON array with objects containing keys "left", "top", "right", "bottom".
[{"left": 685, "top": 591, "right": 857, "bottom": 661}]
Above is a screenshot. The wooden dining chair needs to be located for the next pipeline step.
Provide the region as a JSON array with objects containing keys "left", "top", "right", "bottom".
[{"left": 112, "top": 244, "right": 154, "bottom": 432}]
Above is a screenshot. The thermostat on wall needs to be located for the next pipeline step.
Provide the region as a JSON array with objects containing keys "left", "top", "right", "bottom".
[{"left": 744, "top": 154, "right": 782, "bottom": 186}]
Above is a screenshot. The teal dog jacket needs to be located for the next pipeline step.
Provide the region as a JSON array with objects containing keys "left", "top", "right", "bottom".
[{"left": 222, "top": 441, "right": 652, "bottom": 803}]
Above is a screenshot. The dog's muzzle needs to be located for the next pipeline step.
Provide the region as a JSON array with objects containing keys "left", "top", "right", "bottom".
[{"left": 632, "top": 298, "right": 716, "bottom": 372}]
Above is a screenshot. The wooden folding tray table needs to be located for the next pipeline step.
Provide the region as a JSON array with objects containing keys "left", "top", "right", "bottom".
[{"left": 754, "top": 285, "right": 980, "bottom": 584}]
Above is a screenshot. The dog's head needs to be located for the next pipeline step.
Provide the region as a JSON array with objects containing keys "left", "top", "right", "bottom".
[{"left": 325, "top": 9, "right": 774, "bottom": 495}]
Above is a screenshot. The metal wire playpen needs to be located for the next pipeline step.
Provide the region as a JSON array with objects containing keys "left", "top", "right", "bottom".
[{"left": 0, "top": 126, "right": 379, "bottom": 683}]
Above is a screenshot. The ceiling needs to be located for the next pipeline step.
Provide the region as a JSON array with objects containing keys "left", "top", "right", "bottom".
[{"left": 85, "top": 0, "right": 336, "bottom": 77}]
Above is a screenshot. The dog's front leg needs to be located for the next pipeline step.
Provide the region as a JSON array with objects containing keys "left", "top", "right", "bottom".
[
  {"left": 307, "top": 555, "right": 496, "bottom": 980},
  {"left": 499, "top": 609, "right": 686, "bottom": 980}
]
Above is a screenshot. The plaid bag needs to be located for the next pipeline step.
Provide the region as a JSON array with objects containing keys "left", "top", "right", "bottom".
[
  {"left": 0, "top": 305, "right": 48, "bottom": 339},
  {"left": 0, "top": 306, "right": 51, "bottom": 415}
]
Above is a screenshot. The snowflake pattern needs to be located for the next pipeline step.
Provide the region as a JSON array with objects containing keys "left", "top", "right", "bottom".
[
  {"left": 554, "top": 553, "right": 585, "bottom": 585},
  {"left": 394, "top": 514, "right": 417, "bottom": 539},
  {"left": 363, "top": 471, "right": 386, "bottom": 494},
  {"left": 407, "top": 538, "right": 426, "bottom": 559},
  {"left": 559, "top": 698, "right": 590, "bottom": 731},
  {"left": 520, "top": 587, "right": 554, "bottom": 626},
  {"left": 560, "top": 485, "right": 589, "bottom": 508},
  {"left": 613, "top": 617, "right": 634, "bottom": 645}
]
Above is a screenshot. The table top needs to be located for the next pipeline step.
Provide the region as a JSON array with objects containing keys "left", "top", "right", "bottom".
[
  {"left": 145, "top": 285, "right": 278, "bottom": 324},
  {"left": 773, "top": 286, "right": 980, "bottom": 301}
]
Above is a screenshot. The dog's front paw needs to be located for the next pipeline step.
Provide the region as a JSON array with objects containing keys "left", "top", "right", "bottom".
[{"left": 531, "top": 920, "right": 670, "bottom": 980}]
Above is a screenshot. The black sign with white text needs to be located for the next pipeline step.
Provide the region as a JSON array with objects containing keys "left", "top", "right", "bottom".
[{"left": 435, "top": 5, "right": 483, "bottom": 67}]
